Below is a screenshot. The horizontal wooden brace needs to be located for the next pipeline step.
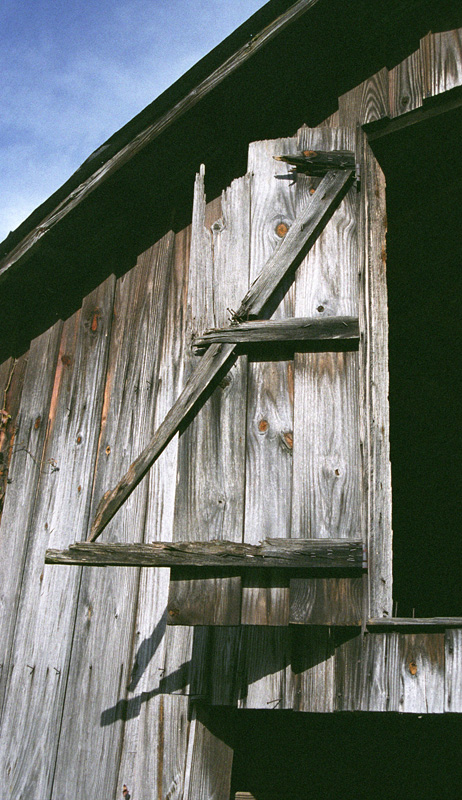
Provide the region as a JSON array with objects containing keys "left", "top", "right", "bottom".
[
  {"left": 367, "top": 617, "right": 462, "bottom": 630},
  {"left": 193, "top": 316, "right": 359, "bottom": 349},
  {"left": 45, "top": 539, "right": 366, "bottom": 569}
]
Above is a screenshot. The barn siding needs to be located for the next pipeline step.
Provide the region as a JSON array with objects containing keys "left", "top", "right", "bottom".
[{"left": 0, "top": 22, "right": 461, "bottom": 800}]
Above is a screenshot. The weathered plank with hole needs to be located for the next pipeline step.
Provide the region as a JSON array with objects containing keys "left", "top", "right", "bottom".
[
  {"left": 0, "top": 323, "right": 62, "bottom": 718},
  {"left": 241, "top": 136, "right": 298, "bottom": 628},
  {"left": 193, "top": 316, "right": 359, "bottom": 348},
  {"left": 89, "top": 166, "right": 351, "bottom": 543},
  {"left": 116, "top": 225, "right": 190, "bottom": 798},
  {"left": 236, "top": 167, "right": 353, "bottom": 321},
  {"left": 387, "top": 632, "right": 445, "bottom": 713},
  {"left": 51, "top": 236, "right": 174, "bottom": 799},
  {"left": 168, "top": 169, "right": 250, "bottom": 625},
  {"left": 46, "top": 538, "right": 365, "bottom": 568},
  {"left": 389, "top": 46, "right": 424, "bottom": 118},
  {"left": 0, "top": 276, "right": 115, "bottom": 799}
]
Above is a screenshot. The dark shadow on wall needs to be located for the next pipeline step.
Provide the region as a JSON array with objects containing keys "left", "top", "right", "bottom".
[{"left": 100, "top": 623, "right": 339, "bottom": 726}]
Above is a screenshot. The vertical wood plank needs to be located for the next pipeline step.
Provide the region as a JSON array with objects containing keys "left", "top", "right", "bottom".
[
  {"left": 291, "top": 627, "right": 335, "bottom": 712},
  {"left": 183, "top": 704, "right": 234, "bottom": 800},
  {"left": 334, "top": 631, "right": 389, "bottom": 712},
  {"left": 358, "top": 130, "right": 392, "bottom": 618},
  {"left": 169, "top": 170, "right": 250, "bottom": 625},
  {"left": 338, "top": 68, "right": 389, "bottom": 127},
  {"left": 116, "top": 225, "right": 190, "bottom": 798},
  {"left": 387, "top": 633, "right": 445, "bottom": 714},
  {"left": 421, "top": 29, "right": 462, "bottom": 99},
  {"left": 237, "top": 627, "right": 292, "bottom": 710},
  {"left": 0, "top": 276, "right": 115, "bottom": 800},
  {"left": 0, "top": 323, "right": 62, "bottom": 717},
  {"left": 0, "top": 353, "right": 28, "bottom": 524},
  {"left": 241, "top": 137, "right": 298, "bottom": 627},
  {"left": 445, "top": 629, "right": 462, "bottom": 713},
  {"left": 289, "top": 126, "right": 361, "bottom": 640},
  {"left": 389, "top": 47, "right": 424, "bottom": 118},
  {"left": 51, "top": 235, "right": 174, "bottom": 800}
]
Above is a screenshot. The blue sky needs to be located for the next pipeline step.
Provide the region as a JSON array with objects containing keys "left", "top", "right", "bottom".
[{"left": 0, "top": 0, "right": 268, "bottom": 243}]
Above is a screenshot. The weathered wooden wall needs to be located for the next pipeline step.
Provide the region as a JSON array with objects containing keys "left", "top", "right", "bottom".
[{"left": 0, "top": 25, "right": 461, "bottom": 800}]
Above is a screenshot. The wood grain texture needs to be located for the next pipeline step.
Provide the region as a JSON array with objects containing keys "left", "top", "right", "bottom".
[
  {"left": 334, "top": 631, "right": 389, "bottom": 712},
  {"left": 291, "top": 627, "right": 335, "bottom": 712},
  {"left": 51, "top": 235, "right": 174, "bottom": 800},
  {"left": 116, "top": 225, "right": 190, "bottom": 799},
  {"left": 183, "top": 704, "right": 234, "bottom": 800},
  {"left": 421, "top": 29, "right": 462, "bottom": 99},
  {"left": 241, "top": 137, "right": 298, "bottom": 627},
  {"left": 445, "top": 630, "right": 462, "bottom": 712},
  {"left": 236, "top": 167, "right": 354, "bottom": 320},
  {"left": 236, "top": 627, "right": 292, "bottom": 709},
  {"left": 0, "top": 323, "right": 62, "bottom": 718},
  {"left": 290, "top": 127, "right": 362, "bottom": 631},
  {"left": 389, "top": 47, "right": 424, "bottom": 118},
  {"left": 0, "top": 277, "right": 115, "bottom": 800},
  {"left": 194, "top": 316, "right": 359, "bottom": 348},
  {"left": 357, "top": 130, "right": 392, "bottom": 618},
  {"left": 387, "top": 633, "right": 445, "bottom": 713},
  {"left": 0, "top": 0, "right": 322, "bottom": 282},
  {"left": 338, "top": 68, "right": 389, "bottom": 127},
  {"left": 47, "top": 539, "right": 365, "bottom": 568},
  {"left": 289, "top": 577, "right": 363, "bottom": 625},
  {"left": 90, "top": 165, "right": 352, "bottom": 543},
  {"left": 368, "top": 617, "right": 462, "bottom": 630},
  {"left": 169, "top": 170, "right": 250, "bottom": 625},
  {"left": 0, "top": 354, "right": 28, "bottom": 524}
]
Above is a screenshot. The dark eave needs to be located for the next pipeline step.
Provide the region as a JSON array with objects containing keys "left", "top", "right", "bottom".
[{"left": 0, "top": 0, "right": 452, "bottom": 360}]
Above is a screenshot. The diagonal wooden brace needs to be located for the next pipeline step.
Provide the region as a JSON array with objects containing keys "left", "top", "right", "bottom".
[{"left": 88, "top": 168, "right": 354, "bottom": 541}]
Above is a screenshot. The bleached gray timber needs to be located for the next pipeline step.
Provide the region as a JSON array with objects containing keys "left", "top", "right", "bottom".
[
  {"left": 289, "top": 126, "right": 361, "bottom": 660},
  {"left": 89, "top": 164, "right": 353, "bottom": 542},
  {"left": 0, "top": 323, "right": 62, "bottom": 717},
  {"left": 46, "top": 538, "right": 364, "bottom": 568},
  {"left": 241, "top": 136, "right": 298, "bottom": 628},
  {"left": 169, "top": 169, "right": 250, "bottom": 625},
  {"left": 116, "top": 225, "right": 190, "bottom": 797},
  {"left": 182, "top": 704, "right": 234, "bottom": 800},
  {"left": 51, "top": 236, "right": 174, "bottom": 799},
  {"left": 0, "top": 277, "right": 115, "bottom": 799},
  {"left": 193, "top": 316, "right": 359, "bottom": 348}
]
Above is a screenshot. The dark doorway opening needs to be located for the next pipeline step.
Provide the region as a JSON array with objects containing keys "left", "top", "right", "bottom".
[
  {"left": 370, "top": 104, "right": 462, "bottom": 617},
  {"left": 228, "top": 710, "right": 462, "bottom": 799}
]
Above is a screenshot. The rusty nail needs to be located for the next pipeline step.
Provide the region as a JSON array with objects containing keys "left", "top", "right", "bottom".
[
  {"left": 34, "top": 416, "right": 41, "bottom": 430},
  {"left": 76, "top": 435, "right": 82, "bottom": 444}
]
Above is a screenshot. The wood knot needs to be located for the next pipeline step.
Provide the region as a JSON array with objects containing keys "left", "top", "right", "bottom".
[
  {"left": 408, "top": 660, "right": 418, "bottom": 676},
  {"left": 258, "top": 419, "right": 269, "bottom": 433},
  {"left": 105, "top": 445, "right": 111, "bottom": 456},
  {"left": 61, "top": 354, "right": 72, "bottom": 366},
  {"left": 34, "top": 415, "right": 42, "bottom": 430},
  {"left": 275, "top": 222, "right": 289, "bottom": 238},
  {"left": 283, "top": 432, "right": 293, "bottom": 450},
  {"left": 168, "top": 607, "right": 180, "bottom": 617}
]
